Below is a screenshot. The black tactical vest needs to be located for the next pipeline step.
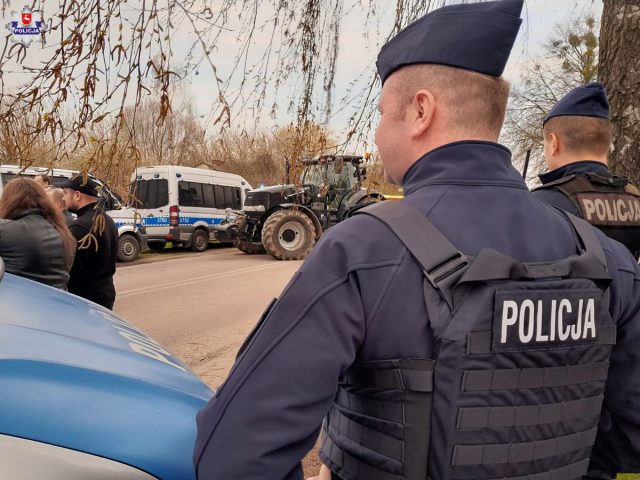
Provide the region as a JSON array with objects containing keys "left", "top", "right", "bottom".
[
  {"left": 319, "top": 201, "right": 615, "bottom": 480},
  {"left": 535, "top": 172, "right": 640, "bottom": 259}
]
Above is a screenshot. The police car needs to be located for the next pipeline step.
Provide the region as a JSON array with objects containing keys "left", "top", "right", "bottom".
[{"left": 0, "top": 259, "right": 213, "bottom": 479}]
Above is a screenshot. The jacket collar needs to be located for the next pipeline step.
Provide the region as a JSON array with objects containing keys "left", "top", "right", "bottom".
[
  {"left": 11, "top": 208, "right": 44, "bottom": 220},
  {"left": 75, "top": 202, "right": 99, "bottom": 217},
  {"left": 538, "top": 161, "right": 610, "bottom": 185},
  {"left": 402, "top": 141, "right": 526, "bottom": 195}
]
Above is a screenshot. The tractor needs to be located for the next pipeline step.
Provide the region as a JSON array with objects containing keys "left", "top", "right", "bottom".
[{"left": 227, "top": 155, "right": 385, "bottom": 260}]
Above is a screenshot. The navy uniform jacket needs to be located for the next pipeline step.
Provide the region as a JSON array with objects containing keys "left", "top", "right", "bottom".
[
  {"left": 194, "top": 142, "right": 640, "bottom": 479},
  {"left": 533, "top": 161, "right": 612, "bottom": 216}
]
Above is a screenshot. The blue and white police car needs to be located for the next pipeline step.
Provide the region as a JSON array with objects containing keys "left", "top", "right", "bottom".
[{"left": 0, "top": 260, "right": 212, "bottom": 479}]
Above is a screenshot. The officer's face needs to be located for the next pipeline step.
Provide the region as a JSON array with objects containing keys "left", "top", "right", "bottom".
[{"left": 375, "top": 80, "right": 410, "bottom": 184}]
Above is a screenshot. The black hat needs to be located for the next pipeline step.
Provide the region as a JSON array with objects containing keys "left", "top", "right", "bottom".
[
  {"left": 543, "top": 82, "right": 610, "bottom": 125},
  {"left": 62, "top": 175, "right": 99, "bottom": 197},
  {"left": 376, "top": 0, "right": 523, "bottom": 85}
]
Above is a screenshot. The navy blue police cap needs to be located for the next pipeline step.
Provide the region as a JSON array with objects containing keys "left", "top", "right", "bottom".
[
  {"left": 62, "top": 174, "right": 99, "bottom": 197},
  {"left": 543, "top": 82, "right": 609, "bottom": 125},
  {"left": 376, "top": 0, "right": 524, "bottom": 84}
]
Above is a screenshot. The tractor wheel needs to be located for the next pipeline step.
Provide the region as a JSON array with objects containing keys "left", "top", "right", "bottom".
[
  {"left": 233, "top": 238, "right": 266, "bottom": 255},
  {"left": 117, "top": 234, "right": 140, "bottom": 263},
  {"left": 190, "top": 229, "right": 210, "bottom": 252},
  {"left": 262, "top": 210, "right": 316, "bottom": 260}
]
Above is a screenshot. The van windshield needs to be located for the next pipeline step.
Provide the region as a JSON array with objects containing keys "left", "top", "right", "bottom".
[{"left": 130, "top": 179, "right": 169, "bottom": 209}]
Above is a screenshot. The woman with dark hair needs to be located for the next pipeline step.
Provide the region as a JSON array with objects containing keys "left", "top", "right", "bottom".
[{"left": 0, "top": 177, "right": 76, "bottom": 289}]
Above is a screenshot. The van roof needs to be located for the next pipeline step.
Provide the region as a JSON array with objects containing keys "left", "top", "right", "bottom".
[
  {"left": 133, "top": 165, "right": 250, "bottom": 184},
  {"left": 0, "top": 165, "right": 79, "bottom": 176}
]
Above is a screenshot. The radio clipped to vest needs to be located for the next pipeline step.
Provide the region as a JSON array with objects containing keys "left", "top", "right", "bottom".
[{"left": 320, "top": 201, "right": 615, "bottom": 480}]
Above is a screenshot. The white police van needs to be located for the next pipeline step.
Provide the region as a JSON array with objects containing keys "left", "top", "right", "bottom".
[
  {"left": 0, "top": 165, "right": 146, "bottom": 262},
  {"left": 0, "top": 259, "right": 212, "bottom": 479},
  {"left": 131, "top": 166, "right": 252, "bottom": 251}
]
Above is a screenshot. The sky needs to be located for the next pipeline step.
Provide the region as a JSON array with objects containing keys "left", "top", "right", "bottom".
[{"left": 0, "top": 0, "right": 603, "bottom": 149}]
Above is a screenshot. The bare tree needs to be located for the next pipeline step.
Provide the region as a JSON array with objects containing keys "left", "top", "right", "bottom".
[
  {"left": 0, "top": 0, "right": 442, "bottom": 174},
  {"left": 599, "top": 0, "right": 640, "bottom": 185}
]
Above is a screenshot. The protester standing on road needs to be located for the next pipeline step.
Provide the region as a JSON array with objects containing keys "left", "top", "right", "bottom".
[
  {"left": 62, "top": 175, "right": 118, "bottom": 310},
  {"left": 194, "top": 1, "right": 640, "bottom": 479},
  {"left": 533, "top": 82, "right": 640, "bottom": 259},
  {"left": 46, "top": 186, "right": 76, "bottom": 226},
  {"left": 0, "top": 178, "right": 76, "bottom": 289}
]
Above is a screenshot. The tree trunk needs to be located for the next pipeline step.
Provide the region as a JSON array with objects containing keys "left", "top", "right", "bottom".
[{"left": 598, "top": 1, "right": 640, "bottom": 185}]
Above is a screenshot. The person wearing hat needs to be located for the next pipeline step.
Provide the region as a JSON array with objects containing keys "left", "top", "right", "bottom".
[
  {"left": 533, "top": 82, "right": 640, "bottom": 259},
  {"left": 194, "top": 2, "right": 640, "bottom": 479},
  {"left": 62, "top": 174, "right": 118, "bottom": 310}
]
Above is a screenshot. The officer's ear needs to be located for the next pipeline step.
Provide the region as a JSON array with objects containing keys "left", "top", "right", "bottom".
[
  {"left": 548, "top": 133, "right": 561, "bottom": 157},
  {"left": 409, "top": 89, "right": 436, "bottom": 138}
]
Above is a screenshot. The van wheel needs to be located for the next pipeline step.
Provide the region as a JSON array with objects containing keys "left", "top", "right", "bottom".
[
  {"left": 148, "top": 242, "right": 166, "bottom": 251},
  {"left": 117, "top": 234, "right": 140, "bottom": 262},
  {"left": 233, "top": 238, "right": 266, "bottom": 255},
  {"left": 262, "top": 210, "right": 316, "bottom": 260},
  {"left": 190, "top": 229, "right": 209, "bottom": 252}
]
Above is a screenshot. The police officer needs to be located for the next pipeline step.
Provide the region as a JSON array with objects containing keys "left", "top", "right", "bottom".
[
  {"left": 194, "top": 2, "right": 640, "bottom": 479},
  {"left": 62, "top": 175, "right": 118, "bottom": 310},
  {"left": 533, "top": 82, "right": 640, "bottom": 259}
]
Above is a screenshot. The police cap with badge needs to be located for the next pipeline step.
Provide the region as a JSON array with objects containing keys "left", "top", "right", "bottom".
[{"left": 322, "top": 3, "right": 618, "bottom": 480}]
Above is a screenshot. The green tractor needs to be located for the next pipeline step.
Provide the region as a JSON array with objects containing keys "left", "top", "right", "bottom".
[{"left": 228, "top": 155, "right": 385, "bottom": 260}]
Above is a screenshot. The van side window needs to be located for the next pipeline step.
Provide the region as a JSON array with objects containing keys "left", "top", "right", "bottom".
[
  {"left": 131, "top": 179, "right": 169, "bottom": 209},
  {"left": 203, "top": 184, "right": 216, "bottom": 208},
  {"left": 179, "top": 181, "right": 205, "bottom": 207},
  {"left": 214, "top": 185, "right": 225, "bottom": 208}
]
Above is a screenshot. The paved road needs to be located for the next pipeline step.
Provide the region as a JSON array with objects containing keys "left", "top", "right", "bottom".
[{"left": 113, "top": 246, "right": 301, "bottom": 388}]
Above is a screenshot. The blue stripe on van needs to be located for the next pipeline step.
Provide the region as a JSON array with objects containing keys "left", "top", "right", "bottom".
[{"left": 142, "top": 216, "right": 224, "bottom": 227}]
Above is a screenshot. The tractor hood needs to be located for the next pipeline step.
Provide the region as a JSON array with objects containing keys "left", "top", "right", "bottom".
[{"left": 0, "top": 271, "right": 212, "bottom": 480}]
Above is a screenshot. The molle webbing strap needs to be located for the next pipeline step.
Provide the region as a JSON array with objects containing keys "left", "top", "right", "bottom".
[
  {"left": 466, "top": 324, "right": 617, "bottom": 355},
  {"left": 321, "top": 434, "right": 403, "bottom": 480},
  {"left": 462, "top": 361, "right": 610, "bottom": 392},
  {"left": 343, "top": 364, "right": 434, "bottom": 392},
  {"left": 357, "top": 202, "right": 468, "bottom": 307},
  {"left": 484, "top": 458, "right": 591, "bottom": 480},
  {"left": 451, "top": 427, "right": 598, "bottom": 466},
  {"left": 456, "top": 395, "right": 603, "bottom": 429}
]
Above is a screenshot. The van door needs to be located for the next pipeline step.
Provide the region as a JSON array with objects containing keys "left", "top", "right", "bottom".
[{"left": 131, "top": 174, "right": 170, "bottom": 243}]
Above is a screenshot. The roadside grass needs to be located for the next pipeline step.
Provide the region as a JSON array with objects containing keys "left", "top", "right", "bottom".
[{"left": 618, "top": 475, "right": 640, "bottom": 479}]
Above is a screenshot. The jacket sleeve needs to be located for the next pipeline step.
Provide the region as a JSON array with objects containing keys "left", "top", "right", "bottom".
[
  {"left": 67, "top": 224, "right": 88, "bottom": 285},
  {"left": 588, "top": 240, "right": 640, "bottom": 476},
  {"left": 193, "top": 228, "right": 399, "bottom": 480}
]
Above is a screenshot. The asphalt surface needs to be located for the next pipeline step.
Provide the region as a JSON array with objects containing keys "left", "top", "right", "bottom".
[{"left": 113, "top": 245, "right": 302, "bottom": 388}]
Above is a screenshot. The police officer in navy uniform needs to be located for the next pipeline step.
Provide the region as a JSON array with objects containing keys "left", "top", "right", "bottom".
[
  {"left": 533, "top": 82, "right": 640, "bottom": 260},
  {"left": 194, "top": 2, "right": 640, "bottom": 479}
]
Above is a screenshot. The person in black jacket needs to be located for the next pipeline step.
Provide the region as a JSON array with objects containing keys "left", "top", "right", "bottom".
[
  {"left": 0, "top": 177, "right": 76, "bottom": 289},
  {"left": 62, "top": 175, "right": 118, "bottom": 309}
]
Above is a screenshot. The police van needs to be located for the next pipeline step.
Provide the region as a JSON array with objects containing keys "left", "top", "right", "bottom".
[
  {"left": 0, "top": 259, "right": 212, "bottom": 479},
  {"left": 131, "top": 166, "right": 252, "bottom": 251},
  {"left": 0, "top": 165, "right": 146, "bottom": 262}
]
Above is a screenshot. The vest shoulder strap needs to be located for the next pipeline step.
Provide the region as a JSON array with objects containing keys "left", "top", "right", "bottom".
[
  {"left": 532, "top": 174, "right": 576, "bottom": 192},
  {"left": 357, "top": 201, "right": 469, "bottom": 306}
]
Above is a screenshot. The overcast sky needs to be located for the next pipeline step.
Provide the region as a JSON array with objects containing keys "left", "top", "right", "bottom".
[{"left": 1, "top": 0, "right": 602, "bottom": 146}]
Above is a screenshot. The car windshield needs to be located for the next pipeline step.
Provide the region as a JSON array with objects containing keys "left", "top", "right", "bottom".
[{"left": 302, "top": 159, "right": 357, "bottom": 190}]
